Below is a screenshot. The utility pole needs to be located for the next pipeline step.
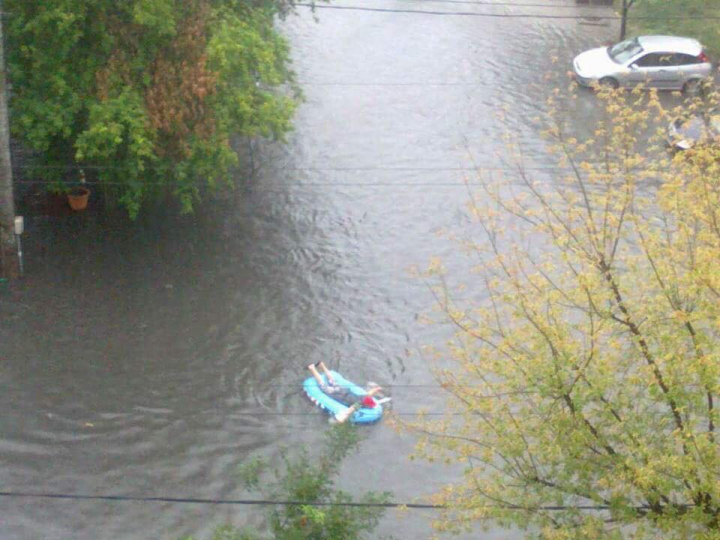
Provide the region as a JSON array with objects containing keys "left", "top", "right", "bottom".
[{"left": 0, "top": 0, "right": 18, "bottom": 279}]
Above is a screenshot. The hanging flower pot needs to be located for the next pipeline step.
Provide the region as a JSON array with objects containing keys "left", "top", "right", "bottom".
[{"left": 67, "top": 186, "right": 90, "bottom": 211}]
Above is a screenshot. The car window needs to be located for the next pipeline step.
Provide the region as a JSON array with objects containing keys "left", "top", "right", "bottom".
[
  {"left": 634, "top": 53, "right": 671, "bottom": 68},
  {"left": 659, "top": 53, "right": 675, "bottom": 66},
  {"left": 608, "top": 38, "right": 644, "bottom": 64},
  {"left": 673, "top": 53, "right": 702, "bottom": 66}
]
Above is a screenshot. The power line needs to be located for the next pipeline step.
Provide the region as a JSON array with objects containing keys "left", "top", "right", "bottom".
[
  {"left": 1, "top": 408, "right": 694, "bottom": 419},
  {"left": 0, "top": 383, "right": 538, "bottom": 389},
  {"left": 401, "top": 0, "right": 615, "bottom": 8},
  {"left": 297, "top": 80, "right": 506, "bottom": 85},
  {"left": 8, "top": 181, "right": 539, "bottom": 187},
  {"left": 10, "top": 163, "right": 654, "bottom": 186},
  {"left": 0, "top": 491, "right": 441, "bottom": 509},
  {"left": 0, "top": 490, "right": 658, "bottom": 511},
  {"left": 9, "top": 164, "right": 583, "bottom": 172},
  {"left": 0, "top": 410, "right": 478, "bottom": 418},
  {"left": 7, "top": 164, "right": 592, "bottom": 188},
  {"left": 285, "top": 166, "right": 559, "bottom": 171},
  {"left": 9, "top": 179, "right": 660, "bottom": 189},
  {"left": 295, "top": 2, "right": 720, "bottom": 20}
]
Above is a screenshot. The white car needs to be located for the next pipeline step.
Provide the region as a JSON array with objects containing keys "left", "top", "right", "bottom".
[{"left": 573, "top": 36, "right": 712, "bottom": 93}]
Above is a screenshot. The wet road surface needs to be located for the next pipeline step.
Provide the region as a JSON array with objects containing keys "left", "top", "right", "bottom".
[{"left": 0, "top": 2, "right": 650, "bottom": 538}]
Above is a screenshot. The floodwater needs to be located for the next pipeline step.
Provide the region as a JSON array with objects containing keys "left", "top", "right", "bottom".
[{"left": 0, "top": 2, "right": 631, "bottom": 538}]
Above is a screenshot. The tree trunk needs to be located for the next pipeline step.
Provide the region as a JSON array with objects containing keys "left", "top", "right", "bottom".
[
  {"left": 0, "top": 0, "right": 18, "bottom": 279},
  {"left": 619, "top": 0, "right": 628, "bottom": 41}
]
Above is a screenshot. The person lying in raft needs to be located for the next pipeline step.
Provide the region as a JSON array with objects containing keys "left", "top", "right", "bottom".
[
  {"left": 307, "top": 361, "right": 384, "bottom": 423},
  {"left": 333, "top": 395, "right": 379, "bottom": 423}
]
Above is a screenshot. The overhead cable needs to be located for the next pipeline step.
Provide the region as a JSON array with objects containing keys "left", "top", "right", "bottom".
[
  {"left": 0, "top": 490, "right": 671, "bottom": 511},
  {"left": 294, "top": 3, "right": 720, "bottom": 20}
]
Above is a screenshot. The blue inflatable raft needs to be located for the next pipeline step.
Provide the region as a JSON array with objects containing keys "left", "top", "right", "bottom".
[{"left": 303, "top": 370, "right": 385, "bottom": 424}]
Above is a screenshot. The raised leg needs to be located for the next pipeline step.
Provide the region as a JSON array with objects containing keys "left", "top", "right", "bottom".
[
  {"left": 307, "top": 363, "right": 325, "bottom": 386},
  {"left": 316, "top": 361, "right": 336, "bottom": 385}
]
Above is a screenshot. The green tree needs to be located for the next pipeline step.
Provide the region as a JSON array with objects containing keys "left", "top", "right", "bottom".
[
  {"left": 624, "top": 0, "right": 720, "bottom": 54},
  {"left": 6, "top": 0, "right": 303, "bottom": 217},
  {"left": 404, "top": 87, "right": 720, "bottom": 539},
  {"left": 183, "top": 424, "right": 392, "bottom": 540}
]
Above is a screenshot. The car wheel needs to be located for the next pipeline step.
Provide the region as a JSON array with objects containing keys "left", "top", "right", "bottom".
[
  {"left": 683, "top": 79, "right": 703, "bottom": 96},
  {"left": 598, "top": 77, "right": 619, "bottom": 89}
]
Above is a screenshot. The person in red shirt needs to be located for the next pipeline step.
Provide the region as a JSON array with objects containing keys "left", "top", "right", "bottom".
[
  {"left": 334, "top": 393, "right": 382, "bottom": 423},
  {"left": 307, "top": 361, "right": 384, "bottom": 423}
]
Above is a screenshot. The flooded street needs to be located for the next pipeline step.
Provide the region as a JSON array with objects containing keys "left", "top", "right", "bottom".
[{"left": 1, "top": 2, "right": 623, "bottom": 538}]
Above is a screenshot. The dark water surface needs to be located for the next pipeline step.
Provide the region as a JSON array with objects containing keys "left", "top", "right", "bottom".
[{"left": 1, "top": 2, "right": 623, "bottom": 538}]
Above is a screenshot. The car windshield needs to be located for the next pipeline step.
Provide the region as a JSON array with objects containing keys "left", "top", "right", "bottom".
[{"left": 608, "top": 38, "right": 644, "bottom": 64}]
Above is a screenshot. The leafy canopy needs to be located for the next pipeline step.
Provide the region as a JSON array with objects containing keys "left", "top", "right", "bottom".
[
  {"left": 405, "top": 85, "right": 720, "bottom": 539},
  {"left": 627, "top": 0, "right": 720, "bottom": 56},
  {"left": 7, "top": 0, "right": 301, "bottom": 217}
]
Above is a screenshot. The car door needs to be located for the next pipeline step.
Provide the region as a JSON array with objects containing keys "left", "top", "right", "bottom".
[
  {"left": 673, "top": 53, "right": 707, "bottom": 89},
  {"left": 626, "top": 53, "right": 678, "bottom": 88}
]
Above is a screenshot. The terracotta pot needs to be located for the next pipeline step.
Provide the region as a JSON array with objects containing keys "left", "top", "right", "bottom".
[{"left": 67, "top": 187, "right": 90, "bottom": 211}]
